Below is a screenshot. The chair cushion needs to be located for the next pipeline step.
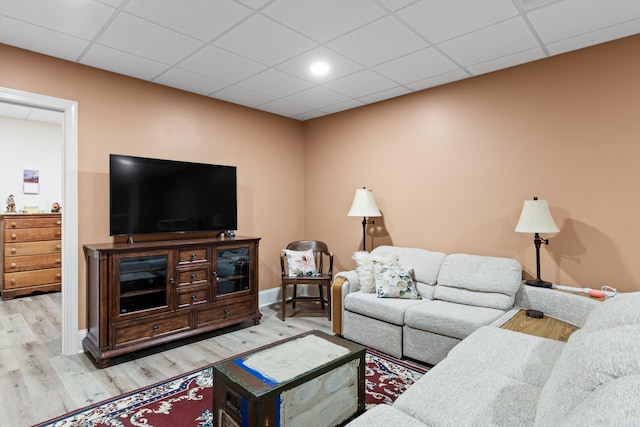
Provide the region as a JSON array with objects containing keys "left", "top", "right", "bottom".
[
  {"left": 434, "top": 253, "right": 522, "bottom": 310},
  {"left": 404, "top": 300, "right": 504, "bottom": 340},
  {"left": 284, "top": 249, "right": 316, "bottom": 276}
]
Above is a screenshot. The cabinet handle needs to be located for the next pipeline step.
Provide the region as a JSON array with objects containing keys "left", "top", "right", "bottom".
[
  {"left": 224, "top": 308, "right": 230, "bottom": 316},
  {"left": 10, "top": 222, "right": 17, "bottom": 228},
  {"left": 212, "top": 272, "right": 218, "bottom": 278},
  {"left": 153, "top": 325, "right": 159, "bottom": 331},
  {"left": 191, "top": 295, "right": 197, "bottom": 301},
  {"left": 191, "top": 253, "right": 197, "bottom": 259},
  {"left": 10, "top": 233, "right": 17, "bottom": 240},
  {"left": 191, "top": 273, "right": 197, "bottom": 280},
  {"left": 10, "top": 263, "right": 16, "bottom": 269},
  {"left": 170, "top": 277, "right": 175, "bottom": 284}
]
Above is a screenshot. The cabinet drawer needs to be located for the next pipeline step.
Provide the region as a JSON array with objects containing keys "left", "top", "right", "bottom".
[
  {"left": 196, "top": 299, "right": 254, "bottom": 327},
  {"left": 178, "top": 248, "right": 208, "bottom": 264},
  {"left": 4, "top": 227, "right": 61, "bottom": 243},
  {"left": 4, "top": 268, "right": 61, "bottom": 289},
  {"left": 177, "top": 267, "right": 209, "bottom": 286},
  {"left": 113, "top": 311, "right": 191, "bottom": 348},
  {"left": 4, "top": 216, "right": 62, "bottom": 229},
  {"left": 4, "top": 240, "right": 62, "bottom": 257},
  {"left": 4, "top": 253, "right": 62, "bottom": 272},
  {"left": 177, "top": 284, "right": 210, "bottom": 308}
]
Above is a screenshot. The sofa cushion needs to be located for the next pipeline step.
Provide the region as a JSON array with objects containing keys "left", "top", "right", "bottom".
[
  {"left": 345, "top": 403, "right": 425, "bottom": 427},
  {"left": 394, "top": 327, "right": 564, "bottom": 426},
  {"left": 404, "top": 300, "right": 505, "bottom": 340},
  {"left": 374, "top": 262, "right": 419, "bottom": 299},
  {"left": 371, "top": 246, "right": 447, "bottom": 299},
  {"left": 534, "top": 293, "right": 640, "bottom": 427},
  {"left": 344, "top": 292, "right": 427, "bottom": 325},
  {"left": 434, "top": 253, "right": 522, "bottom": 310}
]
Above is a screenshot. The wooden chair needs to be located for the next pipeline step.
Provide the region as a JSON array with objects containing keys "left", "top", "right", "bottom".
[{"left": 280, "top": 240, "right": 333, "bottom": 321}]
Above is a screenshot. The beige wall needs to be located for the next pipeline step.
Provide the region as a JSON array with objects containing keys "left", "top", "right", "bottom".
[
  {"left": 1, "top": 34, "right": 640, "bottom": 332},
  {"left": 304, "top": 35, "right": 640, "bottom": 293},
  {"left": 0, "top": 44, "right": 305, "bottom": 329}
]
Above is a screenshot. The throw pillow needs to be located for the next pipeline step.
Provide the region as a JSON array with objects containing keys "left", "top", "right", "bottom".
[
  {"left": 373, "top": 261, "right": 419, "bottom": 299},
  {"left": 353, "top": 252, "right": 400, "bottom": 293},
  {"left": 284, "top": 249, "right": 317, "bottom": 277}
]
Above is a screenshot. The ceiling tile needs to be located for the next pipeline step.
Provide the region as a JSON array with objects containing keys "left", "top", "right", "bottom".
[
  {"left": 262, "top": 0, "right": 386, "bottom": 42},
  {"left": 324, "top": 70, "right": 399, "bottom": 99},
  {"left": 466, "top": 47, "right": 546, "bottom": 76},
  {"left": 234, "top": 0, "right": 273, "bottom": 9},
  {"left": 359, "top": 86, "right": 411, "bottom": 104},
  {"left": 0, "top": 16, "right": 89, "bottom": 61},
  {"left": 254, "top": 99, "right": 313, "bottom": 117},
  {"left": 545, "top": 19, "right": 640, "bottom": 56},
  {"left": 283, "top": 87, "right": 351, "bottom": 110},
  {"left": 373, "top": 48, "right": 459, "bottom": 84},
  {"left": 153, "top": 68, "right": 230, "bottom": 96},
  {"left": 81, "top": 44, "right": 169, "bottom": 80},
  {"left": 376, "top": 0, "right": 422, "bottom": 12},
  {"left": 398, "top": 0, "right": 519, "bottom": 44},
  {"left": 237, "top": 69, "right": 314, "bottom": 98},
  {"left": 405, "top": 69, "right": 470, "bottom": 91},
  {"left": 438, "top": 17, "right": 540, "bottom": 67},
  {"left": 328, "top": 16, "right": 428, "bottom": 67},
  {"left": 98, "top": 12, "right": 203, "bottom": 64},
  {"left": 275, "top": 47, "right": 365, "bottom": 83},
  {"left": 124, "top": 0, "right": 252, "bottom": 41},
  {"left": 213, "top": 14, "right": 317, "bottom": 66},
  {"left": 292, "top": 110, "right": 327, "bottom": 121},
  {"left": 178, "top": 45, "right": 267, "bottom": 83},
  {"left": 319, "top": 99, "right": 366, "bottom": 114},
  {"left": 211, "top": 85, "right": 275, "bottom": 108},
  {"left": 527, "top": 0, "right": 640, "bottom": 44},
  {"left": 0, "top": 0, "right": 115, "bottom": 39}
]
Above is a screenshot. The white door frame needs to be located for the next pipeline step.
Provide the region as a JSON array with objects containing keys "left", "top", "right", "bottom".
[{"left": 0, "top": 86, "right": 79, "bottom": 355}]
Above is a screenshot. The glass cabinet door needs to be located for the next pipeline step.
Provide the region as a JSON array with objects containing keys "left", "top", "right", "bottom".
[
  {"left": 214, "top": 246, "right": 251, "bottom": 297},
  {"left": 117, "top": 253, "right": 170, "bottom": 315}
]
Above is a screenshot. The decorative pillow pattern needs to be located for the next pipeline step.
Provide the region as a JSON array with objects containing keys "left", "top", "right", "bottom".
[
  {"left": 373, "top": 261, "right": 419, "bottom": 299},
  {"left": 353, "top": 252, "right": 400, "bottom": 293},
  {"left": 285, "top": 249, "right": 317, "bottom": 277}
]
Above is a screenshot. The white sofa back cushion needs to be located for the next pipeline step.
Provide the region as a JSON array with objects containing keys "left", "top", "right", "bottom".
[
  {"left": 534, "top": 292, "right": 640, "bottom": 427},
  {"left": 371, "top": 246, "right": 447, "bottom": 299},
  {"left": 433, "top": 254, "right": 522, "bottom": 310}
]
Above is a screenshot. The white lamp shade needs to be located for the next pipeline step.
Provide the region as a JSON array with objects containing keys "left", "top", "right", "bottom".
[
  {"left": 515, "top": 199, "right": 559, "bottom": 233},
  {"left": 348, "top": 188, "right": 381, "bottom": 217}
]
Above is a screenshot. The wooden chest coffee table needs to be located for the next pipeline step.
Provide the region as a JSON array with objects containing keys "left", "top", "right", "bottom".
[{"left": 213, "top": 330, "right": 365, "bottom": 427}]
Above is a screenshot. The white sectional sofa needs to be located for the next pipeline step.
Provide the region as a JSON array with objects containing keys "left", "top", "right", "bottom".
[
  {"left": 346, "top": 289, "right": 640, "bottom": 426},
  {"left": 332, "top": 246, "right": 523, "bottom": 365}
]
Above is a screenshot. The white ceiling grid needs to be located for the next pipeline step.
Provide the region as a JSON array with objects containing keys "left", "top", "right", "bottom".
[{"left": 0, "top": 0, "right": 638, "bottom": 121}]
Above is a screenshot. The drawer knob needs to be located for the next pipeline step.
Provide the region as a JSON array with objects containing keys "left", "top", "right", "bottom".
[
  {"left": 10, "top": 222, "right": 17, "bottom": 228},
  {"left": 56, "top": 220, "right": 61, "bottom": 225},
  {"left": 191, "top": 273, "right": 197, "bottom": 280},
  {"left": 56, "top": 245, "right": 61, "bottom": 251},
  {"left": 191, "top": 253, "right": 197, "bottom": 259},
  {"left": 10, "top": 279, "right": 15, "bottom": 285},
  {"left": 10, "top": 263, "right": 16, "bottom": 269},
  {"left": 191, "top": 295, "right": 197, "bottom": 301},
  {"left": 170, "top": 277, "right": 175, "bottom": 284},
  {"left": 55, "top": 232, "right": 61, "bottom": 237},
  {"left": 153, "top": 325, "right": 159, "bottom": 331},
  {"left": 10, "top": 248, "right": 16, "bottom": 254},
  {"left": 224, "top": 309, "right": 230, "bottom": 316},
  {"left": 56, "top": 273, "right": 62, "bottom": 279},
  {"left": 56, "top": 258, "right": 61, "bottom": 264},
  {"left": 10, "top": 233, "right": 17, "bottom": 240}
]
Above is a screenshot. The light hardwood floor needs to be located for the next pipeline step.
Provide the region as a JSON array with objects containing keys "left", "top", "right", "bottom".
[{"left": 0, "top": 292, "right": 332, "bottom": 426}]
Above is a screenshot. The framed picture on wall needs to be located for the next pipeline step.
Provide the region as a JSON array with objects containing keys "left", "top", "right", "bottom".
[{"left": 23, "top": 169, "right": 40, "bottom": 194}]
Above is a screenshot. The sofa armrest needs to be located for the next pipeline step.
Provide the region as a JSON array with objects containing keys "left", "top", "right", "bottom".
[
  {"left": 331, "top": 270, "right": 361, "bottom": 335},
  {"left": 514, "top": 284, "right": 601, "bottom": 327}
]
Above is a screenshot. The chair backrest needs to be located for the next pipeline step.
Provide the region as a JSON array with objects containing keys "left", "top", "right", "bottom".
[{"left": 284, "top": 240, "right": 332, "bottom": 276}]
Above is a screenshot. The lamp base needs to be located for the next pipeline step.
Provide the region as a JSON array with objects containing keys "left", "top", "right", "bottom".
[{"left": 525, "top": 278, "right": 553, "bottom": 288}]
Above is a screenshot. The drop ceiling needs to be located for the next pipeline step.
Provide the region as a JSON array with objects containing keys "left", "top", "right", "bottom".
[{"left": 1, "top": 0, "right": 639, "bottom": 121}]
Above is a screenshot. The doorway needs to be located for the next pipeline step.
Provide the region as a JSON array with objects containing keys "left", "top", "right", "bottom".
[{"left": 0, "top": 87, "right": 79, "bottom": 355}]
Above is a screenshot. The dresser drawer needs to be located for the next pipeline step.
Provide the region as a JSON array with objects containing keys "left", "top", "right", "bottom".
[
  {"left": 196, "top": 299, "right": 254, "bottom": 327},
  {"left": 4, "top": 241, "right": 62, "bottom": 257},
  {"left": 178, "top": 247, "right": 208, "bottom": 264},
  {"left": 4, "top": 253, "right": 62, "bottom": 272},
  {"left": 4, "top": 268, "right": 61, "bottom": 289},
  {"left": 4, "top": 215, "right": 61, "bottom": 229},
  {"left": 4, "top": 227, "right": 61, "bottom": 243},
  {"left": 113, "top": 311, "right": 191, "bottom": 348},
  {"left": 177, "top": 267, "right": 209, "bottom": 286},
  {"left": 177, "top": 284, "right": 210, "bottom": 308}
]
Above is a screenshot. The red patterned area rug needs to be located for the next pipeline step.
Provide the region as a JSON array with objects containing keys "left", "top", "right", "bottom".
[{"left": 34, "top": 349, "right": 427, "bottom": 427}]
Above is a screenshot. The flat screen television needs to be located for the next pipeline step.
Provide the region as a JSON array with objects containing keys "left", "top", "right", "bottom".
[{"left": 109, "top": 154, "right": 237, "bottom": 236}]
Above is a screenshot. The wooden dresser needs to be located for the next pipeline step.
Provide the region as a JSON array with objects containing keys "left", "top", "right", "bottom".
[{"left": 1, "top": 213, "right": 62, "bottom": 300}]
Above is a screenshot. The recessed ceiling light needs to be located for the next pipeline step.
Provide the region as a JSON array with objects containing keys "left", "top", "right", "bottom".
[{"left": 310, "top": 62, "right": 330, "bottom": 76}]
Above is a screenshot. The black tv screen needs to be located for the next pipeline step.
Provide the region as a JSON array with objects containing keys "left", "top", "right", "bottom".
[{"left": 109, "top": 154, "right": 237, "bottom": 236}]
